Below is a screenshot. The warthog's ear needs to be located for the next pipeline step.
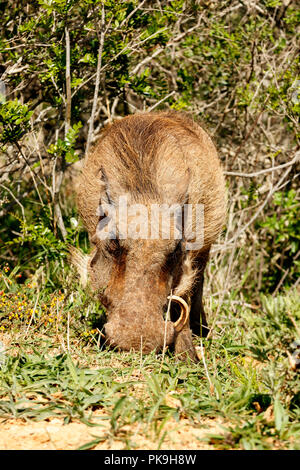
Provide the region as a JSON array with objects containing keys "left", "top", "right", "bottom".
[
  {"left": 98, "top": 167, "right": 113, "bottom": 205},
  {"left": 94, "top": 167, "right": 119, "bottom": 242}
]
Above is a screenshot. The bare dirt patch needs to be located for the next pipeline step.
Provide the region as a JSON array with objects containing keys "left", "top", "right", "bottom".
[{"left": 0, "top": 414, "right": 225, "bottom": 450}]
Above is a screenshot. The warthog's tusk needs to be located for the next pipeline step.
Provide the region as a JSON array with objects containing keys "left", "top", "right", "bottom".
[{"left": 167, "top": 295, "right": 190, "bottom": 332}]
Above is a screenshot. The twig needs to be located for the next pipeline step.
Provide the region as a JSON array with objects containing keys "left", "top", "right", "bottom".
[
  {"left": 131, "top": 46, "right": 165, "bottom": 75},
  {"left": 85, "top": 4, "right": 106, "bottom": 156},
  {"left": 131, "top": 17, "right": 203, "bottom": 76},
  {"left": 65, "top": 27, "right": 71, "bottom": 137},
  {"left": 25, "top": 291, "right": 40, "bottom": 338},
  {"left": 272, "top": 249, "right": 300, "bottom": 296},
  {"left": 217, "top": 159, "right": 297, "bottom": 251},
  {"left": 196, "top": 340, "right": 216, "bottom": 398},
  {"left": 224, "top": 152, "right": 299, "bottom": 178},
  {"left": 285, "top": 309, "right": 300, "bottom": 338},
  {"left": 72, "top": 26, "right": 169, "bottom": 99},
  {"left": 67, "top": 310, "right": 70, "bottom": 352},
  {"left": 14, "top": 142, "right": 44, "bottom": 204},
  {"left": 0, "top": 184, "right": 26, "bottom": 232},
  {"left": 51, "top": 27, "right": 72, "bottom": 242},
  {"left": 147, "top": 91, "right": 176, "bottom": 112},
  {"left": 119, "top": 0, "right": 147, "bottom": 29}
]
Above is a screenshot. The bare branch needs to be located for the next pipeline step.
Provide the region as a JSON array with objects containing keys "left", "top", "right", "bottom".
[
  {"left": 65, "top": 27, "right": 71, "bottom": 137},
  {"left": 147, "top": 90, "right": 176, "bottom": 112},
  {"left": 215, "top": 160, "right": 297, "bottom": 252},
  {"left": 85, "top": 4, "right": 106, "bottom": 157},
  {"left": 224, "top": 151, "right": 299, "bottom": 178}
]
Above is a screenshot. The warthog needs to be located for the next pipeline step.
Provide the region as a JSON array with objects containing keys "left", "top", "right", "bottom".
[{"left": 74, "top": 111, "right": 226, "bottom": 360}]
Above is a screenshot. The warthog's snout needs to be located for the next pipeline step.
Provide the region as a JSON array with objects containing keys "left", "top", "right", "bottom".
[
  {"left": 104, "top": 312, "right": 175, "bottom": 353},
  {"left": 104, "top": 295, "right": 190, "bottom": 354}
]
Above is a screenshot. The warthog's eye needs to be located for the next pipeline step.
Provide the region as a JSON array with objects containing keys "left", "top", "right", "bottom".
[
  {"left": 163, "top": 240, "right": 182, "bottom": 271},
  {"left": 106, "top": 238, "right": 124, "bottom": 258}
]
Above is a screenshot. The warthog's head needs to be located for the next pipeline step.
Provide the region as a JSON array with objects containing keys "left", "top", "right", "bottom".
[
  {"left": 76, "top": 111, "right": 226, "bottom": 358},
  {"left": 89, "top": 181, "right": 195, "bottom": 355}
]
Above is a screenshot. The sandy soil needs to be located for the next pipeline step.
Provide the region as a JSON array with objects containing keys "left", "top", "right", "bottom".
[{"left": 0, "top": 413, "right": 225, "bottom": 450}]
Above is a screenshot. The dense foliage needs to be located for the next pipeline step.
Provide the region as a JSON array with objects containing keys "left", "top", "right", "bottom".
[{"left": 0, "top": 0, "right": 299, "bottom": 295}]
